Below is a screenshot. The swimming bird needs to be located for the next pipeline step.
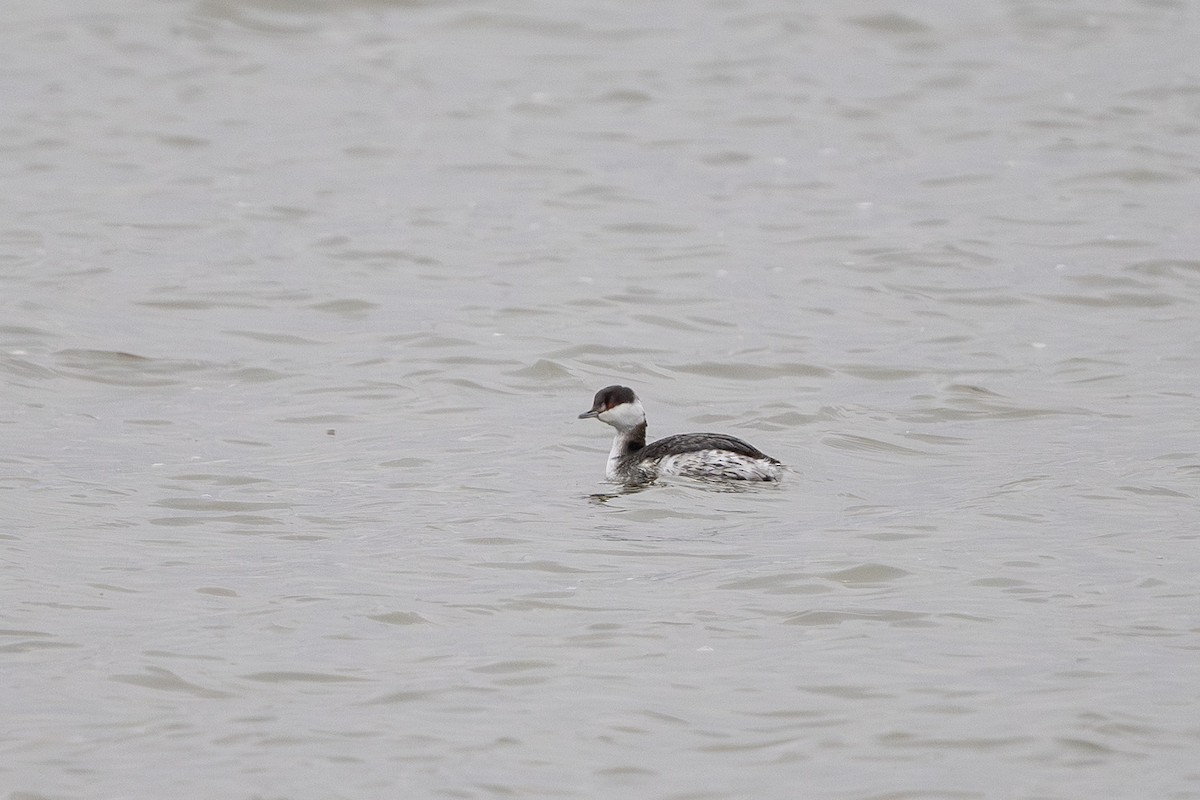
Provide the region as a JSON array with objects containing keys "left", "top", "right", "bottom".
[{"left": 578, "top": 385, "right": 783, "bottom": 484}]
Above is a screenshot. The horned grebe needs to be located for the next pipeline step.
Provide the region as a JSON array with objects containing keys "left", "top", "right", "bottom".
[{"left": 578, "top": 385, "right": 783, "bottom": 484}]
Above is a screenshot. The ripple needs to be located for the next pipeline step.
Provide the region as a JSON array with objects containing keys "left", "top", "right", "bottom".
[
  {"left": 243, "top": 672, "right": 368, "bottom": 684},
  {"left": 110, "top": 667, "right": 231, "bottom": 698},
  {"left": 367, "top": 612, "right": 429, "bottom": 625},
  {"left": 668, "top": 361, "right": 832, "bottom": 380},
  {"left": 847, "top": 12, "right": 932, "bottom": 34},
  {"left": 223, "top": 330, "right": 326, "bottom": 346},
  {"left": 309, "top": 299, "right": 379, "bottom": 316},
  {"left": 52, "top": 349, "right": 215, "bottom": 386},
  {"left": 823, "top": 563, "right": 910, "bottom": 585},
  {"left": 784, "top": 609, "right": 932, "bottom": 626},
  {"left": 1038, "top": 292, "right": 1175, "bottom": 307},
  {"left": 823, "top": 435, "right": 929, "bottom": 457},
  {"left": 1125, "top": 258, "right": 1200, "bottom": 279},
  {"left": 153, "top": 498, "right": 290, "bottom": 512}
]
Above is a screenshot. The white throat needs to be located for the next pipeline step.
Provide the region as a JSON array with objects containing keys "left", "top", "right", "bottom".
[{"left": 597, "top": 400, "right": 647, "bottom": 480}]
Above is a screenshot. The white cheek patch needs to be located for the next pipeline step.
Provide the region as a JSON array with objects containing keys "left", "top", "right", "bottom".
[{"left": 598, "top": 401, "right": 645, "bottom": 429}]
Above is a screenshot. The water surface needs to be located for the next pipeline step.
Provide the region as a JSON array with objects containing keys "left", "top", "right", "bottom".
[{"left": 3, "top": 1, "right": 1199, "bottom": 798}]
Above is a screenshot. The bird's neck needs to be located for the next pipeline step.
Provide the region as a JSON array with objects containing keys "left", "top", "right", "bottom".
[{"left": 606, "top": 422, "right": 647, "bottom": 477}]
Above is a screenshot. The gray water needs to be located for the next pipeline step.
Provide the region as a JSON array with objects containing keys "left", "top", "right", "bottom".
[{"left": 3, "top": 1, "right": 1199, "bottom": 798}]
